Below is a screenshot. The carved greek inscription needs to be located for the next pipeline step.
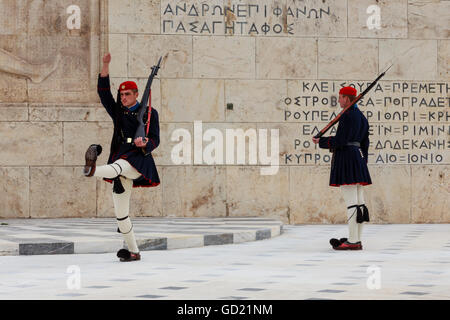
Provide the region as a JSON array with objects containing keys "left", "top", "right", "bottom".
[
  {"left": 161, "top": 1, "right": 333, "bottom": 35},
  {"left": 283, "top": 80, "right": 450, "bottom": 165}
]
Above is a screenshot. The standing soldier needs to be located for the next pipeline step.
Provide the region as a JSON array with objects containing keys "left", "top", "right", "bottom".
[
  {"left": 313, "top": 86, "right": 371, "bottom": 250},
  {"left": 84, "top": 53, "right": 160, "bottom": 262}
]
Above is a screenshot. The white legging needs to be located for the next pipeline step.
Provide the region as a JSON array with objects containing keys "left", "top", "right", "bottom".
[
  {"left": 94, "top": 158, "right": 141, "bottom": 181},
  {"left": 340, "top": 184, "right": 366, "bottom": 243},
  {"left": 94, "top": 159, "right": 141, "bottom": 253}
]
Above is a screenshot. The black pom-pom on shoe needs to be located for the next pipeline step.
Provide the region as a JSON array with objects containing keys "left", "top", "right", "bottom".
[
  {"left": 117, "top": 248, "right": 141, "bottom": 262},
  {"left": 330, "top": 237, "right": 348, "bottom": 248},
  {"left": 117, "top": 248, "right": 130, "bottom": 260},
  {"left": 330, "top": 238, "right": 340, "bottom": 248},
  {"left": 95, "top": 144, "right": 102, "bottom": 156}
]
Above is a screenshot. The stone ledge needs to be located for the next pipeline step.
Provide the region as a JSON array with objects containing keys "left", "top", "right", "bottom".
[{"left": 0, "top": 217, "right": 283, "bottom": 256}]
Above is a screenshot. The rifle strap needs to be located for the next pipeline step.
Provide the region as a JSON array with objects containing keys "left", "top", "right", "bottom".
[
  {"left": 146, "top": 106, "right": 152, "bottom": 136},
  {"left": 145, "top": 89, "right": 152, "bottom": 137}
]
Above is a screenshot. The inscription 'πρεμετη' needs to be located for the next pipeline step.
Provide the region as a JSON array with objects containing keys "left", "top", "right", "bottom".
[{"left": 282, "top": 80, "right": 450, "bottom": 165}]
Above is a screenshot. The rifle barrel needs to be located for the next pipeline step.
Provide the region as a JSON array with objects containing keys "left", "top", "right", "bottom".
[
  {"left": 313, "top": 68, "right": 391, "bottom": 139},
  {"left": 133, "top": 57, "right": 162, "bottom": 141}
]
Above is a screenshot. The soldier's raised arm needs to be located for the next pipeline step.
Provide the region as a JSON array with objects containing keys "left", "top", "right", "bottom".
[
  {"left": 100, "top": 53, "right": 111, "bottom": 77},
  {"left": 98, "top": 53, "right": 115, "bottom": 117}
]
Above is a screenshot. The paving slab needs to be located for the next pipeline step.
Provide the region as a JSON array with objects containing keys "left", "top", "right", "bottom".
[{"left": 0, "top": 223, "right": 449, "bottom": 300}]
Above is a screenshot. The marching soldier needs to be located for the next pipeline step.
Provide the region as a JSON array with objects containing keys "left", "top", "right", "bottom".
[
  {"left": 84, "top": 53, "right": 160, "bottom": 262},
  {"left": 313, "top": 86, "right": 371, "bottom": 250}
]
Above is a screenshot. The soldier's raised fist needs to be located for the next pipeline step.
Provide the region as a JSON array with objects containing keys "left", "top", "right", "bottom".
[{"left": 103, "top": 53, "right": 111, "bottom": 64}]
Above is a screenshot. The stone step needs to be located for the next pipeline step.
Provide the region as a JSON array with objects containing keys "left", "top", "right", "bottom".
[{"left": 0, "top": 217, "right": 283, "bottom": 256}]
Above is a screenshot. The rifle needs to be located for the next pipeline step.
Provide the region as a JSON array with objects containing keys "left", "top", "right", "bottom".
[
  {"left": 134, "top": 56, "right": 162, "bottom": 144},
  {"left": 313, "top": 64, "right": 393, "bottom": 139}
]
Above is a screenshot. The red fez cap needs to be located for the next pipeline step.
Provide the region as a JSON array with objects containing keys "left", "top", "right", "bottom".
[
  {"left": 339, "top": 86, "right": 357, "bottom": 96},
  {"left": 119, "top": 81, "right": 138, "bottom": 91}
]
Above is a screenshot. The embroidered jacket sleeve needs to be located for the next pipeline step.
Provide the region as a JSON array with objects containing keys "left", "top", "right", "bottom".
[
  {"left": 97, "top": 74, "right": 115, "bottom": 119},
  {"left": 318, "top": 113, "right": 352, "bottom": 150}
]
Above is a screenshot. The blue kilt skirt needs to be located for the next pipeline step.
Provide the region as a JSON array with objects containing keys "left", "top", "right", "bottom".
[{"left": 329, "top": 146, "right": 372, "bottom": 187}]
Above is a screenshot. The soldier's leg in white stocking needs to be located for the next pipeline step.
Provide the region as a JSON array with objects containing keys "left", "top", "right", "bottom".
[
  {"left": 94, "top": 162, "right": 123, "bottom": 179},
  {"left": 340, "top": 185, "right": 359, "bottom": 243},
  {"left": 114, "top": 159, "right": 142, "bottom": 180},
  {"left": 94, "top": 159, "right": 141, "bottom": 180},
  {"left": 94, "top": 162, "right": 124, "bottom": 179},
  {"left": 357, "top": 184, "right": 365, "bottom": 242},
  {"left": 113, "top": 176, "right": 139, "bottom": 254},
  {"left": 94, "top": 159, "right": 141, "bottom": 254}
]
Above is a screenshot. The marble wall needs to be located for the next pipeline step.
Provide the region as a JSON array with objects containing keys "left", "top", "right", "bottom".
[{"left": 0, "top": 0, "right": 449, "bottom": 224}]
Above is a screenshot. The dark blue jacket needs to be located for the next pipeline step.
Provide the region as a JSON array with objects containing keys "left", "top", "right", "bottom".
[
  {"left": 97, "top": 74, "right": 160, "bottom": 188},
  {"left": 319, "top": 105, "right": 372, "bottom": 187}
]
